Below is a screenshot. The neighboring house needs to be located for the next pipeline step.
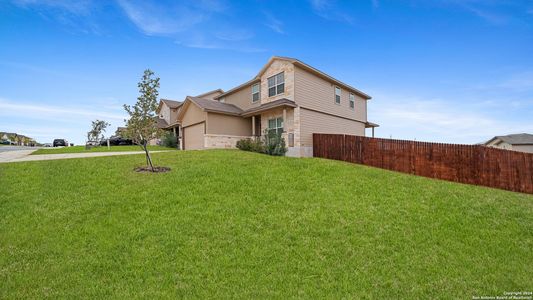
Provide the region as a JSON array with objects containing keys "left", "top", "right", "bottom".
[
  {"left": 1, "top": 132, "right": 14, "bottom": 142},
  {"left": 484, "top": 133, "right": 533, "bottom": 153},
  {"left": 1, "top": 132, "right": 35, "bottom": 146},
  {"left": 161, "top": 56, "right": 378, "bottom": 157},
  {"left": 115, "top": 127, "right": 127, "bottom": 137}
]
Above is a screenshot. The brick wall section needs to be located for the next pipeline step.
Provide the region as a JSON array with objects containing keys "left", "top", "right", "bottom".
[{"left": 313, "top": 134, "right": 533, "bottom": 194}]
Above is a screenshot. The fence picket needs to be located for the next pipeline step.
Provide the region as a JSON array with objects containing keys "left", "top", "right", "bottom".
[{"left": 313, "top": 134, "right": 533, "bottom": 194}]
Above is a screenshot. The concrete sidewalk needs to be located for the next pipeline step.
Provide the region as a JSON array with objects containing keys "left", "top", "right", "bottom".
[{"left": 0, "top": 150, "right": 169, "bottom": 163}]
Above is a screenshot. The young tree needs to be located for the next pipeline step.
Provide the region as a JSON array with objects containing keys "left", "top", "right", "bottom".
[
  {"left": 123, "top": 69, "right": 161, "bottom": 171},
  {"left": 87, "top": 119, "right": 111, "bottom": 143}
]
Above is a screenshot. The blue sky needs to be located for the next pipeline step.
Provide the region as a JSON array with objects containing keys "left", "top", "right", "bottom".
[{"left": 1, "top": 0, "right": 532, "bottom": 145}]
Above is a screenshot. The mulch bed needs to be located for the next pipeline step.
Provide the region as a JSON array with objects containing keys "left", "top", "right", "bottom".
[{"left": 134, "top": 166, "right": 171, "bottom": 173}]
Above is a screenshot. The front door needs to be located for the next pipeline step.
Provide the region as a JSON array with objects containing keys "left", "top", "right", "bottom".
[{"left": 254, "top": 116, "right": 261, "bottom": 136}]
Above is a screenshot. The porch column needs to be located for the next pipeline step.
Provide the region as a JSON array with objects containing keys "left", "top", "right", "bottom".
[
  {"left": 283, "top": 108, "right": 287, "bottom": 132},
  {"left": 252, "top": 116, "right": 256, "bottom": 136},
  {"left": 178, "top": 126, "right": 183, "bottom": 150},
  {"left": 372, "top": 127, "right": 375, "bottom": 138}
]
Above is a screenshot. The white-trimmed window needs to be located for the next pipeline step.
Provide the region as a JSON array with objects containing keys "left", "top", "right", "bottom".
[
  {"left": 349, "top": 93, "right": 355, "bottom": 109},
  {"left": 335, "top": 87, "right": 341, "bottom": 104},
  {"left": 219, "top": 97, "right": 225, "bottom": 103},
  {"left": 268, "top": 117, "right": 284, "bottom": 135},
  {"left": 252, "top": 83, "right": 260, "bottom": 102},
  {"left": 268, "top": 72, "right": 284, "bottom": 97}
]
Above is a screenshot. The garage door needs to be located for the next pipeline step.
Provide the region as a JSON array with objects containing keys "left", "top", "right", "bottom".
[{"left": 183, "top": 123, "right": 205, "bottom": 150}]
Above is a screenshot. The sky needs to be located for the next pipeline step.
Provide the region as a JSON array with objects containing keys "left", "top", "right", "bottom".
[{"left": 0, "top": 0, "right": 532, "bottom": 145}]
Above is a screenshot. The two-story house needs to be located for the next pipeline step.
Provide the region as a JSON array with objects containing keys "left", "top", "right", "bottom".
[{"left": 159, "top": 56, "right": 378, "bottom": 157}]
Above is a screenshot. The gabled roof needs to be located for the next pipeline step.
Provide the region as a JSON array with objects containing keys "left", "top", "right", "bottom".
[
  {"left": 180, "top": 96, "right": 243, "bottom": 118},
  {"left": 195, "top": 89, "right": 224, "bottom": 99},
  {"left": 214, "top": 78, "right": 260, "bottom": 99},
  {"left": 157, "top": 118, "right": 169, "bottom": 129},
  {"left": 485, "top": 133, "right": 533, "bottom": 145},
  {"left": 216, "top": 56, "right": 371, "bottom": 100},
  {"left": 241, "top": 98, "right": 297, "bottom": 117},
  {"left": 161, "top": 99, "right": 183, "bottom": 109}
]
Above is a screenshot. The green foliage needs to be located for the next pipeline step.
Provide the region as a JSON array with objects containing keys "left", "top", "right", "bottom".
[
  {"left": 123, "top": 69, "right": 161, "bottom": 169},
  {"left": 1, "top": 150, "right": 531, "bottom": 298},
  {"left": 263, "top": 129, "right": 287, "bottom": 156},
  {"left": 161, "top": 131, "right": 178, "bottom": 148},
  {"left": 123, "top": 69, "right": 161, "bottom": 146},
  {"left": 87, "top": 119, "right": 111, "bottom": 143},
  {"left": 236, "top": 138, "right": 264, "bottom": 153},
  {"left": 236, "top": 130, "right": 287, "bottom": 156}
]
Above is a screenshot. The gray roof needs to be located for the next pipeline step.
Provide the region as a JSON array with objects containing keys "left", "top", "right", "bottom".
[
  {"left": 195, "top": 89, "right": 224, "bottom": 98},
  {"left": 241, "top": 98, "right": 297, "bottom": 117},
  {"left": 187, "top": 96, "right": 243, "bottom": 115},
  {"left": 157, "top": 118, "right": 169, "bottom": 129},
  {"left": 489, "top": 133, "right": 533, "bottom": 145},
  {"left": 161, "top": 99, "right": 183, "bottom": 109}
]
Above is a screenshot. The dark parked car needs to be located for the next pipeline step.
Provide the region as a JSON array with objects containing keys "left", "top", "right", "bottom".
[
  {"left": 100, "top": 136, "right": 133, "bottom": 146},
  {"left": 53, "top": 139, "right": 67, "bottom": 147}
]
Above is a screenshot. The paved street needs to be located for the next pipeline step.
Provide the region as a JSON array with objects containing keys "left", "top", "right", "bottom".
[
  {"left": 0, "top": 150, "right": 169, "bottom": 163},
  {"left": 0, "top": 146, "right": 42, "bottom": 152}
]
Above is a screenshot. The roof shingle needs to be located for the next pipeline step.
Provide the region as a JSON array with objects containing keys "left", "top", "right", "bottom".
[{"left": 187, "top": 96, "right": 243, "bottom": 115}]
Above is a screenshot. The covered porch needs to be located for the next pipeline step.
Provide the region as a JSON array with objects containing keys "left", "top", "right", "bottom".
[{"left": 241, "top": 99, "right": 298, "bottom": 147}]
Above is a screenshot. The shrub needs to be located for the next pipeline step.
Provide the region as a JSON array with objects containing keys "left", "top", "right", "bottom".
[
  {"left": 237, "top": 130, "right": 286, "bottom": 156},
  {"left": 236, "top": 138, "right": 252, "bottom": 151},
  {"left": 236, "top": 138, "right": 264, "bottom": 153},
  {"left": 264, "top": 129, "right": 287, "bottom": 156},
  {"left": 161, "top": 131, "right": 178, "bottom": 148}
]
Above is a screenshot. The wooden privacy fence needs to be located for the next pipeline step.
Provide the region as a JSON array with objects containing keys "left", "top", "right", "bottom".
[{"left": 313, "top": 134, "right": 533, "bottom": 194}]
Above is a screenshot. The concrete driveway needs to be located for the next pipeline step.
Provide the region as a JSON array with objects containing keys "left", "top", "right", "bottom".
[
  {"left": 0, "top": 146, "right": 42, "bottom": 152},
  {"left": 0, "top": 149, "right": 169, "bottom": 163}
]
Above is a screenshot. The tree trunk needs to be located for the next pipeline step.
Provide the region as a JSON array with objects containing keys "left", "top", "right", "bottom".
[{"left": 142, "top": 141, "right": 155, "bottom": 171}]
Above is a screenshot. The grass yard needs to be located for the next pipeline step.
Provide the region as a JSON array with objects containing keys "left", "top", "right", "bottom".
[
  {"left": 31, "top": 145, "right": 175, "bottom": 155},
  {"left": 1, "top": 150, "right": 531, "bottom": 298}
]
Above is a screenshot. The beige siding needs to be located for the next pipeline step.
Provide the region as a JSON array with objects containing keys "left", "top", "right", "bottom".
[
  {"left": 206, "top": 112, "right": 252, "bottom": 136},
  {"left": 200, "top": 90, "right": 223, "bottom": 100},
  {"left": 159, "top": 103, "right": 171, "bottom": 123},
  {"left": 512, "top": 145, "right": 533, "bottom": 153},
  {"left": 169, "top": 108, "right": 179, "bottom": 125},
  {"left": 294, "top": 66, "right": 366, "bottom": 122},
  {"left": 183, "top": 123, "right": 205, "bottom": 150},
  {"left": 223, "top": 85, "right": 260, "bottom": 111},
  {"left": 299, "top": 108, "right": 365, "bottom": 147},
  {"left": 181, "top": 103, "right": 206, "bottom": 127}
]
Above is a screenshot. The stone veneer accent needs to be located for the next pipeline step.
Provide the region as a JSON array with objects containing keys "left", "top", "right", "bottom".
[
  {"left": 260, "top": 60, "right": 295, "bottom": 104},
  {"left": 204, "top": 134, "right": 252, "bottom": 149}
]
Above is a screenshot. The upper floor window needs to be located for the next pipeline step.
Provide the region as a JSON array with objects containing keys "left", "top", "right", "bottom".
[
  {"left": 268, "top": 117, "right": 284, "bottom": 135},
  {"left": 349, "top": 93, "right": 355, "bottom": 109},
  {"left": 268, "top": 72, "right": 284, "bottom": 97},
  {"left": 219, "top": 97, "right": 225, "bottom": 103},
  {"left": 335, "top": 87, "right": 341, "bottom": 104},
  {"left": 252, "top": 83, "right": 260, "bottom": 102}
]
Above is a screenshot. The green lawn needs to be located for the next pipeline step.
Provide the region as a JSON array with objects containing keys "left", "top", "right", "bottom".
[
  {"left": 1, "top": 150, "right": 531, "bottom": 298},
  {"left": 31, "top": 145, "right": 175, "bottom": 155}
]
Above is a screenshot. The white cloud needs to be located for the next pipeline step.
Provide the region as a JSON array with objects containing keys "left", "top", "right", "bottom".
[
  {"left": 368, "top": 92, "right": 533, "bottom": 144},
  {"left": 263, "top": 11, "right": 285, "bottom": 34},
  {"left": 0, "top": 97, "right": 127, "bottom": 144},
  {"left": 116, "top": 0, "right": 262, "bottom": 52},
  {"left": 308, "top": 0, "right": 354, "bottom": 24},
  {"left": 116, "top": 0, "right": 207, "bottom": 35},
  {"left": 11, "top": 0, "right": 94, "bottom": 15},
  {"left": 498, "top": 72, "right": 533, "bottom": 92},
  {"left": 0, "top": 98, "right": 126, "bottom": 121}
]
